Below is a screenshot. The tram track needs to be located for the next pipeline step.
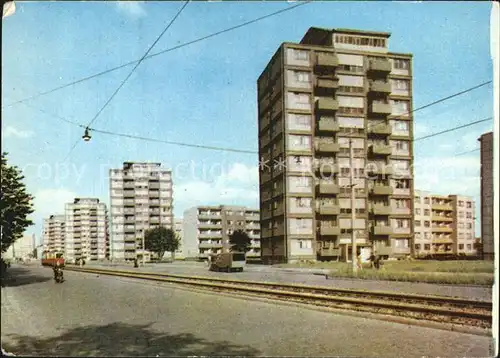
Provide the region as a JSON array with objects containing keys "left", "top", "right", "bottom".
[{"left": 64, "top": 266, "right": 492, "bottom": 329}]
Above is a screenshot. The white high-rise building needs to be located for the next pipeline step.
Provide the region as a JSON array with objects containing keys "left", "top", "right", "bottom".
[
  {"left": 65, "top": 198, "right": 109, "bottom": 262},
  {"left": 42, "top": 215, "right": 65, "bottom": 254},
  {"left": 109, "top": 162, "right": 173, "bottom": 261}
]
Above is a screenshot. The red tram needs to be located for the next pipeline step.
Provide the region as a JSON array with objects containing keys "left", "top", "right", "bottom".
[{"left": 41, "top": 252, "right": 65, "bottom": 267}]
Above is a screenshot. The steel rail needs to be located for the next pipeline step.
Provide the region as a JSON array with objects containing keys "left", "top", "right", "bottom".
[
  {"left": 65, "top": 266, "right": 492, "bottom": 326},
  {"left": 65, "top": 266, "right": 492, "bottom": 309}
]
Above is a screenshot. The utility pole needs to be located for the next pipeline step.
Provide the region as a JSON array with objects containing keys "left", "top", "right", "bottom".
[{"left": 349, "top": 137, "right": 358, "bottom": 274}]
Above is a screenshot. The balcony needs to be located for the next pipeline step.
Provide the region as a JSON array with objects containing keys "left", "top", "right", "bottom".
[
  {"left": 314, "top": 77, "right": 339, "bottom": 93},
  {"left": 431, "top": 215, "right": 453, "bottom": 222},
  {"left": 369, "top": 102, "right": 392, "bottom": 115},
  {"left": 317, "top": 118, "right": 340, "bottom": 133},
  {"left": 432, "top": 237, "right": 453, "bottom": 245},
  {"left": 315, "top": 141, "right": 340, "bottom": 153},
  {"left": 432, "top": 226, "right": 453, "bottom": 233},
  {"left": 367, "top": 165, "right": 393, "bottom": 176},
  {"left": 317, "top": 204, "right": 340, "bottom": 215},
  {"left": 198, "top": 213, "right": 222, "bottom": 220},
  {"left": 370, "top": 144, "right": 392, "bottom": 156},
  {"left": 316, "top": 98, "right": 339, "bottom": 113},
  {"left": 317, "top": 247, "right": 341, "bottom": 257},
  {"left": 199, "top": 242, "right": 223, "bottom": 249},
  {"left": 370, "top": 204, "right": 392, "bottom": 216},
  {"left": 370, "top": 185, "right": 393, "bottom": 195},
  {"left": 367, "top": 123, "right": 392, "bottom": 135},
  {"left": 372, "top": 225, "right": 393, "bottom": 236},
  {"left": 317, "top": 182, "right": 339, "bottom": 194},
  {"left": 314, "top": 161, "right": 338, "bottom": 174},
  {"left": 369, "top": 81, "right": 392, "bottom": 93},
  {"left": 392, "top": 207, "right": 411, "bottom": 215},
  {"left": 431, "top": 203, "right": 453, "bottom": 211},
  {"left": 315, "top": 53, "right": 338, "bottom": 69},
  {"left": 367, "top": 58, "right": 392, "bottom": 73},
  {"left": 319, "top": 225, "right": 340, "bottom": 236}
]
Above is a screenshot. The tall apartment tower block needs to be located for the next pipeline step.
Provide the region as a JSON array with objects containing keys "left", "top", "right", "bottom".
[
  {"left": 257, "top": 27, "right": 414, "bottom": 263},
  {"left": 64, "top": 198, "right": 109, "bottom": 262},
  {"left": 414, "top": 191, "right": 476, "bottom": 257},
  {"left": 42, "top": 214, "right": 65, "bottom": 254},
  {"left": 183, "top": 205, "right": 261, "bottom": 260},
  {"left": 109, "top": 162, "right": 173, "bottom": 261},
  {"left": 478, "top": 132, "right": 494, "bottom": 260}
]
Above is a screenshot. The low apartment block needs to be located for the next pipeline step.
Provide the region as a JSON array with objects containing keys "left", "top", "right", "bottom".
[
  {"left": 414, "top": 191, "right": 476, "bottom": 256},
  {"left": 258, "top": 27, "right": 414, "bottom": 263},
  {"left": 65, "top": 198, "right": 109, "bottom": 262},
  {"left": 110, "top": 162, "right": 173, "bottom": 261},
  {"left": 183, "top": 205, "right": 261, "bottom": 260},
  {"left": 42, "top": 214, "right": 65, "bottom": 254}
]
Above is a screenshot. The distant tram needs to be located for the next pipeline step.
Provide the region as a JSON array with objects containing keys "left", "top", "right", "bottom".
[{"left": 41, "top": 252, "right": 65, "bottom": 267}]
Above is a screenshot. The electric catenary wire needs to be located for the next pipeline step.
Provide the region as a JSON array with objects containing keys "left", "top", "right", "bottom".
[
  {"left": 2, "top": 1, "right": 313, "bottom": 109},
  {"left": 63, "top": 1, "right": 190, "bottom": 162}
]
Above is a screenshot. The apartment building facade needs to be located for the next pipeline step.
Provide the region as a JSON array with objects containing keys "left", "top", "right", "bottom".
[
  {"left": 258, "top": 27, "right": 414, "bottom": 263},
  {"left": 414, "top": 191, "right": 476, "bottom": 256},
  {"left": 109, "top": 162, "right": 173, "bottom": 261},
  {"left": 42, "top": 214, "right": 65, "bottom": 254},
  {"left": 3, "top": 234, "right": 35, "bottom": 260},
  {"left": 173, "top": 218, "right": 184, "bottom": 259},
  {"left": 64, "top": 198, "right": 108, "bottom": 262},
  {"left": 183, "top": 205, "right": 261, "bottom": 260},
  {"left": 478, "top": 132, "right": 494, "bottom": 260}
]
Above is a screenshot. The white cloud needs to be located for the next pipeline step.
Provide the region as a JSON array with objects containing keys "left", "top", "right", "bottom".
[
  {"left": 115, "top": 1, "right": 146, "bottom": 18},
  {"left": 3, "top": 125, "right": 34, "bottom": 138},
  {"left": 173, "top": 163, "right": 259, "bottom": 215}
]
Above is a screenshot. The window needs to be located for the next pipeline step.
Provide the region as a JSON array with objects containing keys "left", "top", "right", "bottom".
[
  {"left": 458, "top": 200, "right": 464, "bottom": 207},
  {"left": 391, "top": 79, "right": 410, "bottom": 90},
  {"left": 288, "top": 135, "right": 311, "bottom": 150},
  {"left": 424, "top": 198, "right": 430, "bottom": 204},
  {"left": 415, "top": 208, "right": 421, "bottom": 215},
  {"left": 424, "top": 232, "right": 431, "bottom": 240},
  {"left": 391, "top": 120, "right": 409, "bottom": 132},
  {"left": 458, "top": 211, "right": 464, "bottom": 218},
  {"left": 424, "top": 209, "right": 430, "bottom": 216},
  {"left": 424, "top": 221, "right": 430, "bottom": 228},
  {"left": 424, "top": 244, "right": 431, "bottom": 250},
  {"left": 467, "top": 244, "right": 472, "bottom": 250},
  {"left": 394, "top": 179, "right": 410, "bottom": 189},
  {"left": 415, "top": 244, "right": 421, "bottom": 250},
  {"left": 467, "top": 223, "right": 472, "bottom": 229},
  {"left": 287, "top": 113, "right": 311, "bottom": 131},
  {"left": 391, "top": 100, "right": 410, "bottom": 115},
  {"left": 415, "top": 220, "right": 421, "bottom": 227},
  {"left": 298, "top": 240, "right": 312, "bottom": 249},
  {"left": 459, "top": 244, "right": 464, "bottom": 250},
  {"left": 466, "top": 201, "right": 472, "bottom": 208},
  {"left": 393, "top": 59, "right": 410, "bottom": 70},
  {"left": 293, "top": 49, "right": 309, "bottom": 61},
  {"left": 466, "top": 212, "right": 472, "bottom": 219}
]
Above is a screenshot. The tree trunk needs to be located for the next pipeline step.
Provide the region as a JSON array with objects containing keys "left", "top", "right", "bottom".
[{"left": 171, "top": 251, "right": 175, "bottom": 262}]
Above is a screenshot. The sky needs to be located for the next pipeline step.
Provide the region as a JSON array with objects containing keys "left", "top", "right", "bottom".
[{"left": 1, "top": 1, "right": 494, "bottom": 245}]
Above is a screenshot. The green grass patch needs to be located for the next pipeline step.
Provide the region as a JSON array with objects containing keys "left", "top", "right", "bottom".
[{"left": 327, "top": 263, "right": 493, "bottom": 286}]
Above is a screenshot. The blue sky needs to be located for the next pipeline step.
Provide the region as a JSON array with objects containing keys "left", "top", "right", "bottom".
[{"left": 2, "top": 1, "right": 493, "bottom": 245}]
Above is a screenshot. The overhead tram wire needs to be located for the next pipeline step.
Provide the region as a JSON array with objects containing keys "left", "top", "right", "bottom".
[
  {"left": 63, "top": 1, "right": 190, "bottom": 162},
  {"left": 413, "top": 117, "right": 492, "bottom": 142},
  {"left": 2, "top": 1, "right": 313, "bottom": 109}
]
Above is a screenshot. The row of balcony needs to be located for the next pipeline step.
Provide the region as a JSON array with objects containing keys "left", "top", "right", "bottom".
[{"left": 313, "top": 54, "right": 392, "bottom": 74}]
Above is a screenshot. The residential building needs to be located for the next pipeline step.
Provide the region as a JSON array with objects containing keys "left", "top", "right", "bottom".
[
  {"left": 3, "top": 234, "right": 35, "bottom": 260},
  {"left": 172, "top": 218, "right": 184, "bottom": 259},
  {"left": 478, "top": 132, "right": 494, "bottom": 260},
  {"left": 257, "top": 27, "right": 414, "bottom": 263},
  {"left": 183, "top": 205, "right": 261, "bottom": 260},
  {"left": 64, "top": 198, "right": 109, "bottom": 262},
  {"left": 42, "top": 214, "right": 65, "bottom": 254},
  {"left": 414, "top": 191, "right": 476, "bottom": 256},
  {"left": 109, "top": 162, "right": 173, "bottom": 261}
]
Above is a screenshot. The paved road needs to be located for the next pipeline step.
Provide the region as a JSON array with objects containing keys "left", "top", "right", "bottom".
[
  {"left": 1, "top": 265, "right": 493, "bottom": 357},
  {"left": 84, "top": 261, "right": 493, "bottom": 301}
]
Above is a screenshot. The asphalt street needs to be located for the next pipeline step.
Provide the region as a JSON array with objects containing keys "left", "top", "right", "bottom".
[
  {"left": 1, "top": 265, "right": 493, "bottom": 357},
  {"left": 87, "top": 261, "right": 493, "bottom": 301}
]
